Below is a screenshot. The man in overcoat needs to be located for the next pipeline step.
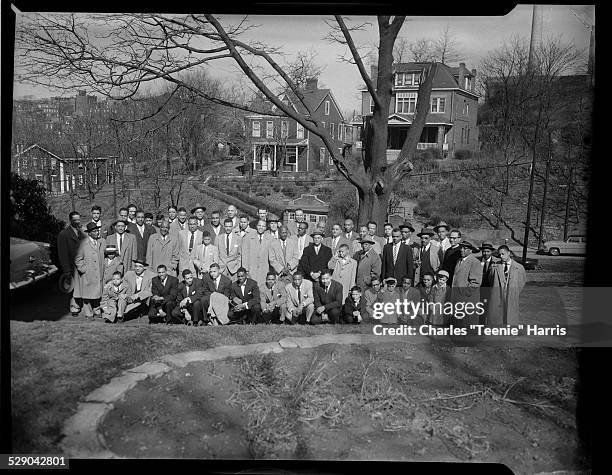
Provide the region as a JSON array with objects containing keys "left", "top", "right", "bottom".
[
  {"left": 73, "top": 222, "right": 106, "bottom": 318},
  {"left": 57, "top": 211, "right": 86, "bottom": 316},
  {"left": 488, "top": 245, "right": 526, "bottom": 326}
]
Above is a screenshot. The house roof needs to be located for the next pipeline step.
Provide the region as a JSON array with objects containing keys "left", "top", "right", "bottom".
[
  {"left": 286, "top": 193, "right": 329, "bottom": 212},
  {"left": 285, "top": 88, "right": 344, "bottom": 120},
  {"left": 14, "top": 144, "right": 62, "bottom": 160}
]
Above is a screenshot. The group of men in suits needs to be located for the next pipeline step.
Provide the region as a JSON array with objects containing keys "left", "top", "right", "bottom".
[{"left": 58, "top": 203, "right": 526, "bottom": 327}]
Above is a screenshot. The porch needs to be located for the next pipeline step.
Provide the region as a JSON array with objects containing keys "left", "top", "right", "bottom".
[{"left": 252, "top": 143, "right": 308, "bottom": 172}]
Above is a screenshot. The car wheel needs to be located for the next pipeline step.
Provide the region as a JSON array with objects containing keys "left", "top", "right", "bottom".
[{"left": 549, "top": 248, "right": 560, "bottom": 256}]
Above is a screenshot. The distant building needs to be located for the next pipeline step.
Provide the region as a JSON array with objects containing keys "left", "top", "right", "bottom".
[
  {"left": 243, "top": 79, "right": 353, "bottom": 173},
  {"left": 13, "top": 144, "right": 115, "bottom": 195},
  {"left": 282, "top": 193, "right": 330, "bottom": 232},
  {"left": 352, "top": 62, "right": 480, "bottom": 160}
]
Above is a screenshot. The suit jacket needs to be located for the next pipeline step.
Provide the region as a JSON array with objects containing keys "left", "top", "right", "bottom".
[
  {"left": 177, "top": 229, "right": 204, "bottom": 274},
  {"left": 479, "top": 256, "right": 500, "bottom": 288},
  {"left": 294, "top": 234, "right": 314, "bottom": 260},
  {"left": 259, "top": 281, "right": 287, "bottom": 312},
  {"left": 269, "top": 237, "right": 300, "bottom": 275},
  {"left": 354, "top": 249, "right": 382, "bottom": 290},
  {"left": 450, "top": 254, "right": 483, "bottom": 306},
  {"left": 297, "top": 243, "right": 333, "bottom": 279},
  {"left": 176, "top": 277, "right": 205, "bottom": 305},
  {"left": 324, "top": 235, "right": 352, "bottom": 257},
  {"left": 216, "top": 232, "right": 242, "bottom": 276},
  {"left": 230, "top": 278, "right": 260, "bottom": 310},
  {"left": 314, "top": 280, "right": 344, "bottom": 311},
  {"left": 285, "top": 280, "right": 315, "bottom": 313},
  {"left": 57, "top": 226, "right": 86, "bottom": 273},
  {"left": 107, "top": 232, "right": 138, "bottom": 272},
  {"left": 352, "top": 238, "right": 382, "bottom": 256},
  {"left": 169, "top": 219, "right": 188, "bottom": 236},
  {"left": 123, "top": 269, "right": 157, "bottom": 301},
  {"left": 151, "top": 275, "right": 179, "bottom": 303},
  {"left": 381, "top": 242, "right": 415, "bottom": 282},
  {"left": 241, "top": 233, "right": 273, "bottom": 285},
  {"left": 193, "top": 244, "right": 220, "bottom": 278},
  {"left": 342, "top": 230, "right": 359, "bottom": 242},
  {"left": 414, "top": 241, "right": 441, "bottom": 284},
  {"left": 146, "top": 233, "right": 180, "bottom": 274},
  {"left": 127, "top": 223, "right": 158, "bottom": 262},
  {"left": 343, "top": 296, "right": 367, "bottom": 323},
  {"left": 442, "top": 246, "right": 462, "bottom": 285},
  {"left": 201, "top": 273, "right": 233, "bottom": 299}
]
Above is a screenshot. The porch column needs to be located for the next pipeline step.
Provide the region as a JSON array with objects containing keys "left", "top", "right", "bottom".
[
  {"left": 59, "top": 161, "right": 65, "bottom": 193},
  {"left": 274, "top": 145, "right": 277, "bottom": 171},
  {"left": 296, "top": 146, "right": 299, "bottom": 172},
  {"left": 252, "top": 145, "right": 256, "bottom": 171},
  {"left": 437, "top": 125, "right": 445, "bottom": 148}
]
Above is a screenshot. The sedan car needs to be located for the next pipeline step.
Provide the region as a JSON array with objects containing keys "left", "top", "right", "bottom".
[
  {"left": 541, "top": 235, "right": 586, "bottom": 256},
  {"left": 10, "top": 237, "right": 58, "bottom": 290}
]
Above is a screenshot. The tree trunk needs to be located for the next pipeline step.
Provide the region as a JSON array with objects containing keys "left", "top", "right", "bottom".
[{"left": 358, "top": 187, "right": 390, "bottom": 225}]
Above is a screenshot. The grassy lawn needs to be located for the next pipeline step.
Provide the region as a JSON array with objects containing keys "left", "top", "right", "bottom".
[{"left": 9, "top": 319, "right": 369, "bottom": 454}]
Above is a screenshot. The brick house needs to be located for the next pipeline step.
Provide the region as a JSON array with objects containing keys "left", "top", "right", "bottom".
[
  {"left": 243, "top": 79, "right": 351, "bottom": 173},
  {"left": 352, "top": 62, "right": 480, "bottom": 160}
]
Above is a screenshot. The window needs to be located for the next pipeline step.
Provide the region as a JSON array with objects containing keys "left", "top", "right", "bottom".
[
  {"left": 370, "top": 96, "right": 374, "bottom": 113},
  {"left": 568, "top": 236, "right": 580, "bottom": 243},
  {"left": 320, "top": 147, "right": 326, "bottom": 163},
  {"left": 338, "top": 124, "right": 343, "bottom": 141},
  {"left": 286, "top": 147, "right": 297, "bottom": 165},
  {"left": 431, "top": 97, "right": 446, "bottom": 113},
  {"left": 324, "top": 100, "right": 330, "bottom": 115},
  {"left": 464, "top": 77, "right": 471, "bottom": 90},
  {"left": 396, "top": 92, "right": 417, "bottom": 114},
  {"left": 466, "top": 103, "right": 470, "bottom": 116},
  {"left": 467, "top": 128, "right": 470, "bottom": 144},
  {"left": 266, "top": 121, "right": 274, "bottom": 138},
  {"left": 329, "top": 153, "right": 333, "bottom": 166},
  {"left": 281, "top": 121, "right": 288, "bottom": 138},
  {"left": 330, "top": 123, "right": 335, "bottom": 139},
  {"left": 296, "top": 123, "right": 304, "bottom": 139},
  {"left": 395, "top": 72, "right": 420, "bottom": 86},
  {"left": 252, "top": 121, "right": 260, "bottom": 137},
  {"left": 322, "top": 121, "right": 326, "bottom": 129},
  {"left": 310, "top": 215, "right": 317, "bottom": 223}
]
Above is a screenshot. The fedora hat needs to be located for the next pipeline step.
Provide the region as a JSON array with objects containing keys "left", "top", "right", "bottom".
[
  {"left": 112, "top": 218, "right": 128, "bottom": 227},
  {"left": 310, "top": 230, "right": 325, "bottom": 238},
  {"left": 479, "top": 241, "right": 495, "bottom": 251},
  {"left": 433, "top": 221, "right": 450, "bottom": 232},
  {"left": 191, "top": 203, "right": 206, "bottom": 214},
  {"left": 360, "top": 237, "right": 375, "bottom": 245},
  {"left": 417, "top": 227, "right": 435, "bottom": 237},
  {"left": 85, "top": 222, "right": 100, "bottom": 233},
  {"left": 104, "top": 245, "right": 118, "bottom": 254},
  {"left": 458, "top": 240, "right": 478, "bottom": 252},
  {"left": 132, "top": 259, "right": 149, "bottom": 267},
  {"left": 58, "top": 273, "right": 74, "bottom": 294},
  {"left": 400, "top": 222, "right": 415, "bottom": 232}
]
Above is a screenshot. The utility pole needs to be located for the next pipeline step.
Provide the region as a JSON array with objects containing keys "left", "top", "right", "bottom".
[
  {"left": 522, "top": 4, "right": 544, "bottom": 263},
  {"left": 563, "top": 166, "right": 574, "bottom": 241},
  {"left": 537, "top": 133, "right": 552, "bottom": 250}
]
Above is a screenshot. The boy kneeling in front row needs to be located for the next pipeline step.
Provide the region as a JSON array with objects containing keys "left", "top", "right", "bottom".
[{"left": 342, "top": 286, "right": 367, "bottom": 324}]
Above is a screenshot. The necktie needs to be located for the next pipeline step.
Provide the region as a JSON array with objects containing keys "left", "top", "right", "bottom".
[
  {"left": 282, "top": 241, "right": 287, "bottom": 260},
  {"left": 119, "top": 234, "right": 123, "bottom": 254},
  {"left": 393, "top": 244, "right": 399, "bottom": 265},
  {"left": 215, "top": 278, "right": 219, "bottom": 291},
  {"left": 504, "top": 262, "right": 509, "bottom": 280},
  {"left": 297, "top": 286, "right": 302, "bottom": 304},
  {"left": 484, "top": 260, "right": 489, "bottom": 275},
  {"left": 259, "top": 235, "right": 263, "bottom": 244},
  {"left": 189, "top": 233, "right": 195, "bottom": 253},
  {"left": 226, "top": 234, "right": 230, "bottom": 255},
  {"left": 315, "top": 246, "right": 319, "bottom": 255}
]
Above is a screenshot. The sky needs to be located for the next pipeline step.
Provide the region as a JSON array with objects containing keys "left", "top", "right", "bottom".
[{"left": 13, "top": 5, "right": 594, "bottom": 113}]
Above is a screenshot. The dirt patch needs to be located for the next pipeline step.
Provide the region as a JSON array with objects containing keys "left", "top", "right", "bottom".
[{"left": 101, "top": 343, "right": 585, "bottom": 472}]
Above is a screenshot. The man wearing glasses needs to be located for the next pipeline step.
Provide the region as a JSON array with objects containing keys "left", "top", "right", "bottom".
[{"left": 442, "top": 229, "right": 463, "bottom": 286}]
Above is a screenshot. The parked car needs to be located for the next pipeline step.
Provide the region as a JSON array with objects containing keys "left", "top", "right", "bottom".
[
  {"left": 541, "top": 235, "right": 587, "bottom": 256},
  {"left": 10, "top": 237, "right": 58, "bottom": 290}
]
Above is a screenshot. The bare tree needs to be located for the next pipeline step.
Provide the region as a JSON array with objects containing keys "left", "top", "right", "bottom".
[
  {"left": 16, "top": 14, "right": 436, "bottom": 223},
  {"left": 432, "top": 24, "right": 463, "bottom": 64}
]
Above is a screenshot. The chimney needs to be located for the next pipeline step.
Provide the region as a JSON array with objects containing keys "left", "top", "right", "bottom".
[
  {"left": 458, "top": 63, "right": 466, "bottom": 89},
  {"left": 370, "top": 64, "right": 378, "bottom": 80},
  {"left": 471, "top": 69, "right": 477, "bottom": 92},
  {"left": 305, "top": 78, "right": 318, "bottom": 91}
]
